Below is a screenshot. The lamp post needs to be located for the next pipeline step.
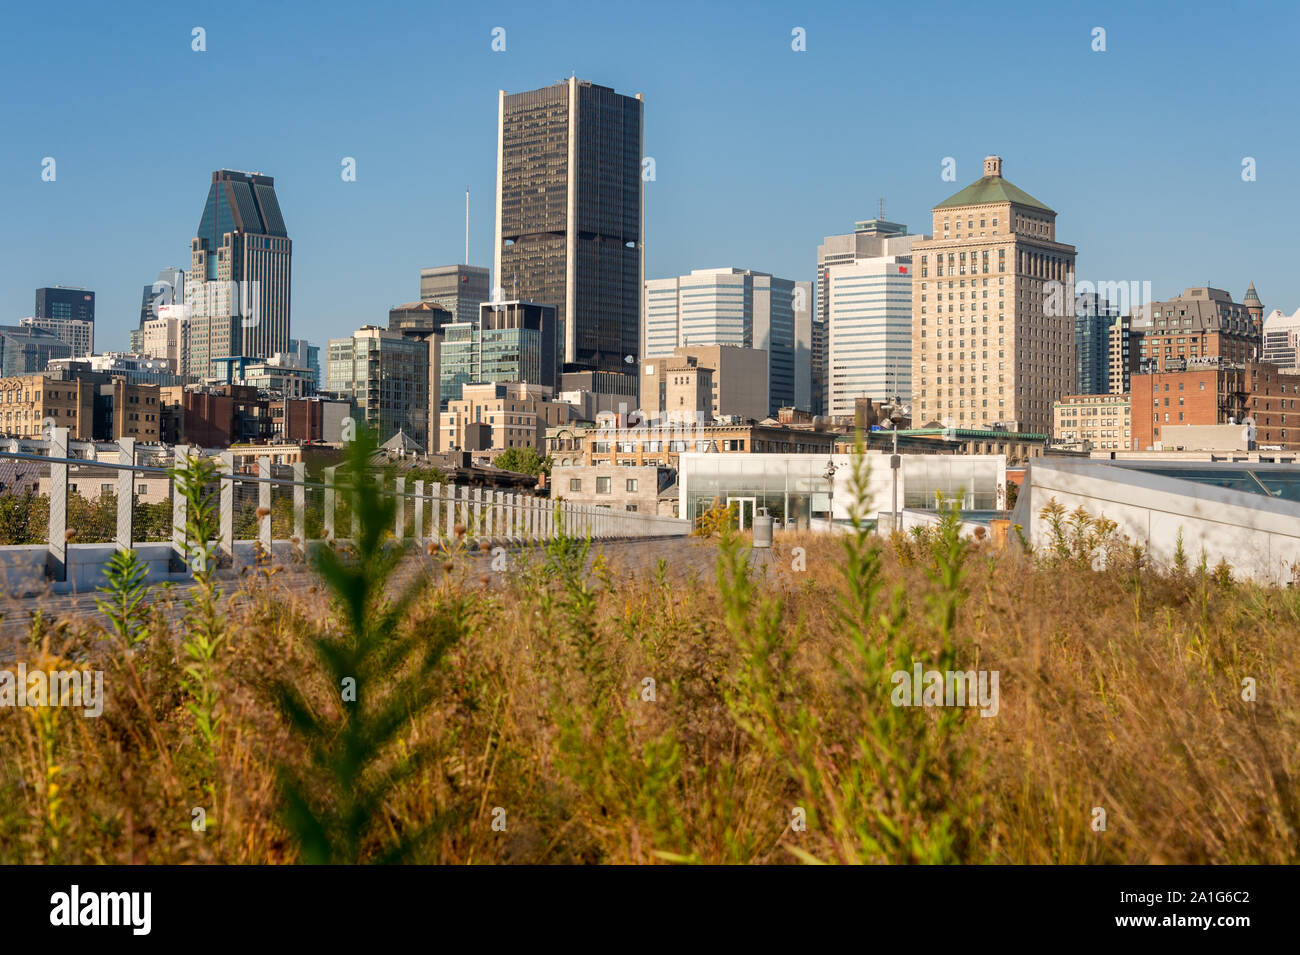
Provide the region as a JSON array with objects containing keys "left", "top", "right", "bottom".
[
  {"left": 823, "top": 457, "right": 838, "bottom": 530},
  {"left": 890, "top": 424, "right": 900, "bottom": 531}
]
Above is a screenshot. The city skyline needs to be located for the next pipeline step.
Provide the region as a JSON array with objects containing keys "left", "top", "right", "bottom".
[{"left": 2, "top": 1, "right": 1297, "bottom": 353}]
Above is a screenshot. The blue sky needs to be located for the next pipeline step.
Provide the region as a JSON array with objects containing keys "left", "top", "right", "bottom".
[{"left": 2, "top": 0, "right": 1297, "bottom": 350}]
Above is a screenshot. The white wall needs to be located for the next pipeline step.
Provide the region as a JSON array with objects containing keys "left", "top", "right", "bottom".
[{"left": 1014, "top": 460, "right": 1300, "bottom": 584}]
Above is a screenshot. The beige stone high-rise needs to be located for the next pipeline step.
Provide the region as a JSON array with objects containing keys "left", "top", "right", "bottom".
[{"left": 912, "top": 157, "right": 1076, "bottom": 434}]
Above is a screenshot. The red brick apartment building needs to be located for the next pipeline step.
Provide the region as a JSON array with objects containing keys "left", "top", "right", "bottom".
[{"left": 1131, "top": 362, "right": 1300, "bottom": 450}]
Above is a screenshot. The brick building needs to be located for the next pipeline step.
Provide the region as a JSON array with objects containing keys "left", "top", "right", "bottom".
[
  {"left": 1130, "top": 362, "right": 1300, "bottom": 451},
  {"left": 161, "top": 384, "right": 270, "bottom": 447},
  {"left": 1130, "top": 287, "right": 1261, "bottom": 375},
  {"left": 0, "top": 372, "right": 159, "bottom": 441}
]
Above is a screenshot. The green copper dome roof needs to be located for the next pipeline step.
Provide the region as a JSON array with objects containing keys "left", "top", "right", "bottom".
[
  {"left": 933, "top": 175, "right": 1054, "bottom": 213},
  {"left": 1243, "top": 282, "right": 1262, "bottom": 306}
]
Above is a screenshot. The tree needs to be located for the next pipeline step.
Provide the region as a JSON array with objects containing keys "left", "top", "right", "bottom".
[{"left": 493, "top": 446, "right": 552, "bottom": 477}]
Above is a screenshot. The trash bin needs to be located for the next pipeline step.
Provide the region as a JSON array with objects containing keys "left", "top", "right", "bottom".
[{"left": 752, "top": 507, "right": 774, "bottom": 548}]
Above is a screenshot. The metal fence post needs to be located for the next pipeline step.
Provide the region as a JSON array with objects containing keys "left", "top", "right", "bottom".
[
  {"left": 395, "top": 475, "right": 406, "bottom": 542},
  {"left": 171, "top": 444, "right": 190, "bottom": 574},
  {"left": 446, "top": 484, "right": 456, "bottom": 538},
  {"left": 115, "top": 437, "right": 135, "bottom": 552},
  {"left": 350, "top": 469, "right": 359, "bottom": 540},
  {"left": 431, "top": 483, "right": 443, "bottom": 541},
  {"left": 413, "top": 480, "right": 425, "bottom": 543},
  {"left": 293, "top": 461, "right": 306, "bottom": 555},
  {"left": 258, "top": 456, "right": 272, "bottom": 558},
  {"left": 46, "top": 426, "right": 69, "bottom": 582},
  {"left": 472, "top": 486, "right": 483, "bottom": 539},
  {"left": 219, "top": 451, "right": 234, "bottom": 564},
  {"left": 324, "top": 465, "right": 336, "bottom": 541}
]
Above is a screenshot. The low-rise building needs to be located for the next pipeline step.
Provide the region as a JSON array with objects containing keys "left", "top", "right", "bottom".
[
  {"left": 641, "top": 345, "right": 768, "bottom": 423},
  {"left": 1052, "top": 394, "right": 1132, "bottom": 451},
  {"left": 1129, "top": 361, "right": 1300, "bottom": 451},
  {"left": 160, "top": 384, "right": 270, "bottom": 447},
  {"left": 0, "top": 372, "right": 160, "bottom": 441},
  {"left": 268, "top": 396, "right": 351, "bottom": 443},
  {"left": 551, "top": 464, "right": 674, "bottom": 513},
  {"left": 548, "top": 419, "right": 838, "bottom": 468},
  {"left": 443, "top": 382, "right": 570, "bottom": 452}
]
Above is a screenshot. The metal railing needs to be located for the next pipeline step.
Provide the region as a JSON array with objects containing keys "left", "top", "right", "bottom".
[{"left": 1, "top": 428, "right": 692, "bottom": 584}]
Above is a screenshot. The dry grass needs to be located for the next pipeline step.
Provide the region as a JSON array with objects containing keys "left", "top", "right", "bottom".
[{"left": 0, "top": 516, "right": 1296, "bottom": 864}]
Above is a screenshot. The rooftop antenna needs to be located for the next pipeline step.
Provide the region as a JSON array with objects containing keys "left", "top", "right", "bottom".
[
  {"left": 878, "top": 197, "right": 885, "bottom": 220},
  {"left": 464, "top": 187, "right": 470, "bottom": 265}
]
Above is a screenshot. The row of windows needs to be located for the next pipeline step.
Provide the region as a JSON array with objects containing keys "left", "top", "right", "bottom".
[{"left": 568, "top": 477, "right": 639, "bottom": 493}]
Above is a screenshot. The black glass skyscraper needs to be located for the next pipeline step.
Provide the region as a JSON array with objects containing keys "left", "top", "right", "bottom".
[
  {"left": 35, "top": 287, "right": 95, "bottom": 324},
  {"left": 494, "top": 79, "right": 643, "bottom": 375}
]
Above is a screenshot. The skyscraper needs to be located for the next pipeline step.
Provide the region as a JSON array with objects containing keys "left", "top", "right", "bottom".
[
  {"left": 825, "top": 252, "right": 919, "bottom": 416},
  {"left": 1074, "top": 292, "right": 1119, "bottom": 395},
  {"left": 643, "top": 268, "right": 812, "bottom": 416},
  {"left": 1262, "top": 306, "right": 1300, "bottom": 370},
  {"left": 134, "top": 267, "right": 185, "bottom": 354},
  {"left": 420, "top": 264, "right": 490, "bottom": 325},
  {"left": 817, "top": 219, "right": 926, "bottom": 417},
  {"left": 911, "top": 156, "right": 1077, "bottom": 434},
  {"left": 186, "top": 170, "right": 291, "bottom": 379},
  {"left": 32, "top": 287, "right": 95, "bottom": 356},
  {"left": 35, "top": 287, "right": 94, "bottom": 323},
  {"left": 495, "top": 79, "right": 643, "bottom": 375}
]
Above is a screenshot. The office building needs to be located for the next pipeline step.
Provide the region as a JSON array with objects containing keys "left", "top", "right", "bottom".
[
  {"left": 186, "top": 169, "right": 292, "bottom": 379},
  {"left": 0, "top": 325, "right": 73, "bottom": 375},
  {"left": 1262, "top": 307, "right": 1300, "bottom": 370},
  {"left": 810, "top": 318, "right": 828, "bottom": 417},
  {"left": 434, "top": 300, "right": 557, "bottom": 413},
  {"left": 1053, "top": 393, "right": 1132, "bottom": 450},
  {"left": 387, "top": 303, "right": 446, "bottom": 450},
  {"left": 1108, "top": 314, "right": 1132, "bottom": 395},
  {"left": 286, "top": 338, "right": 321, "bottom": 387},
  {"left": 642, "top": 344, "right": 768, "bottom": 423},
  {"left": 327, "top": 326, "right": 432, "bottom": 449},
  {"left": 824, "top": 249, "right": 920, "bottom": 416},
  {"left": 160, "top": 384, "right": 270, "bottom": 447},
  {"left": 420, "top": 264, "right": 490, "bottom": 325},
  {"left": 1074, "top": 292, "right": 1119, "bottom": 396},
  {"left": 815, "top": 218, "right": 918, "bottom": 415},
  {"left": 495, "top": 78, "right": 643, "bottom": 374},
  {"left": 643, "top": 268, "right": 812, "bottom": 415},
  {"left": 911, "top": 156, "right": 1077, "bottom": 433},
  {"left": 35, "top": 287, "right": 94, "bottom": 324},
  {"left": 47, "top": 353, "right": 183, "bottom": 388},
  {"left": 20, "top": 315, "right": 93, "bottom": 357},
  {"left": 236, "top": 355, "right": 318, "bottom": 398}
]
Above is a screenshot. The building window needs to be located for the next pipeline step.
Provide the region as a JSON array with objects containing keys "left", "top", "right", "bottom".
[
  {"left": 569, "top": 478, "right": 582, "bottom": 492},
  {"left": 596, "top": 477, "right": 611, "bottom": 494}
]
